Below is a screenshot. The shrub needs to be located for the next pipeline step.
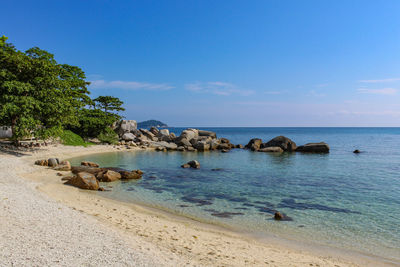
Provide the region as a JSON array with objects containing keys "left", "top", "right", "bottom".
[
  {"left": 59, "top": 130, "right": 92, "bottom": 147},
  {"left": 97, "top": 127, "right": 119, "bottom": 144}
]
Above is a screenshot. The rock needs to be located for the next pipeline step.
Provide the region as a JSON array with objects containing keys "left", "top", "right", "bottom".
[
  {"left": 258, "top": 147, "right": 284, "bottom": 153},
  {"left": 181, "top": 164, "right": 190, "bottom": 168},
  {"left": 56, "top": 172, "right": 63, "bottom": 176},
  {"left": 139, "top": 129, "right": 157, "bottom": 141},
  {"left": 296, "top": 142, "right": 330, "bottom": 153},
  {"left": 98, "top": 187, "right": 105, "bottom": 191},
  {"left": 122, "top": 132, "right": 136, "bottom": 141},
  {"left": 181, "top": 160, "right": 200, "bottom": 169},
  {"left": 96, "top": 170, "right": 121, "bottom": 182},
  {"left": 353, "top": 149, "right": 361, "bottom": 154},
  {"left": 156, "top": 146, "right": 167, "bottom": 152},
  {"left": 81, "top": 161, "right": 100, "bottom": 168},
  {"left": 65, "top": 172, "right": 99, "bottom": 190},
  {"left": 220, "top": 138, "right": 230, "bottom": 144},
  {"left": 159, "top": 129, "right": 169, "bottom": 136},
  {"left": 149, "top": 141, "right": 178, "bottom": 150},
  {"left": 175, "top": 137, "right": 192, "bottom": 148},
  {"left": 120, "top": 170, "right": 143, "bottom": 179},
  {"left": 221, "top": 149, "right": 230, "bottom": 153},
  {"left": 54, "top": 160, "right": 71, "bottom": 171},
  {"left": 48, "top": 158, "right": 59, "bottom": 167},
  {"left": 87, "top": 137, "right": 101, "bottom": 144},
  {"left": 61, "top": 176, "right": 73, "bottom": 181},
  {"left": 217, "top": 143, "right": 231, "bottom": 150},
  {"left": 194, "top": 141, "right": 210, "bottom": 151},
  {"left": 150, "top": 126, "right": 159, "bottom": 136},
  {"left": 274, "top": 212, "right": 283, "bottom": 220},
  {"left": 177, "top": 146, "right": 185, "bottom": 151},
  {"left": 157, "top": 129, "right": 171, "bottom": 142},
  {"left": 198, "top": 130, "right": 217, "bottom": 139},
  {"left": 180, "top": 129, "right": 199, "bottom": 141},
  {"left": 209, "top": 139, "right": 221, "bottom": 150},
  {"left": 34, "top": 159, "right": 48, "bottom": 166},
  {"left": 116, "top": 120, "right": 137, "bottom": 136},
  {"left": 71, "top": 166, "right": 103, "bottom": 175},
  {"left": 262, "top": 136, "right": 297, "bottom": 152},
  {"left": 245, "top": 138, "right": 263, "bottom": 151},
  {"left": 235, "top": 144, "right": 244, "bottom": 149},
  {"left": 187, "top": 147, "right": 196, "bottom": 152}
]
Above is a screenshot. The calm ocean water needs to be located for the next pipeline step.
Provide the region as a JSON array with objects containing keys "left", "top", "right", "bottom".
[{"left": 69, "top": 127, "right": 400, "bottom": 262}]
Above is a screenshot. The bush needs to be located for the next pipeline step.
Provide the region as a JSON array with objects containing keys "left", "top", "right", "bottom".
[
  {"left": 59, "top": 130, "right": 92, "bottom": 147},
  {"left": 97, "top": 127, "right": 119, "bottom": 144}
]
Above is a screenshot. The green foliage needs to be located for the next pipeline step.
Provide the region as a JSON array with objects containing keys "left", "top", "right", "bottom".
[
  {"left": 59, "top": 130, "right": 92, "bottom": 147},
  {"left": 97, "top": 127, "right": 119, "bottom": 144},
  {"left": 93, "top": 96, "right": 125, "bottom": 113},
  {"left": 0, "top": 36, "right": 91, "bottom": 141}
]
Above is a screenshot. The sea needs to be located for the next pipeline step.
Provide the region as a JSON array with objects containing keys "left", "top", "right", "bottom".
[{"left": 68, "top": 127, "right": 400, "bottom": 263}]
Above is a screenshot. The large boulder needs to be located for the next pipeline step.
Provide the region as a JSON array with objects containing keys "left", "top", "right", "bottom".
[
  {"left": 217, "top": 143, "right": 231, "bottom": 150},
  {"left": 209, "top": 139, "right": 221, "bottom": 150},
  {"left": 65, "top": 172, "right": 99, "bottom": 190},
  {"left": 262, "top": 136, "right": 296, "bottom": 152},
  {"left": 245, "top": 138, "right": 262, "bottom": 151},
  {"left": 258, "top": 147, "right": 283, "bottom": 153},
  {"left": 175, "top": 137, "right": 192, "bottom": 148},
  {"left": 296, "top": 142, "right": 330, "bottom": 153},
  {"left": 71, "top": 166, "right": 103, "bottom": 175},
  {"left": 198, "top": 130, "right": 217, "bottom": 139},
  {"left": 181, "top": 160, "right": 200, "bottom": 169},
  {"left": 194, "top": 140, "right": 210, "bottom": 151},
  {"left": 157, "top": 129, "right": 171, "bottom": 142},
  {"left": 180, "top": 129, "right": 199, "bottom": 141},
  {"left": 48, "top": 158, "right": 59, "bottom": 167},
  {"left": 122, "top": 132, "right": 136, "bottom": 141},
  {"left": 81, "top": 161, "right": 99, "bottom": 167},
  {"left": 117, "top": 120, "right": 137, "bottom": 136},
  {"left": 120, "top": 170, "right": 143, "bottom": 179},
  {"left": 35, "top": 159, "right": 48, "bottom": 166},
  {"left": 140, "top": 129, "right": 157, "bottom": 141},
  {"left": 148, "top": 141, "right": 178, "bottom": 150},
  {"left": 150, "top": 126, "right": 159, "bottom": 136},
  {"left": 54, "top": 161, "right": 71, "bottom": 171},
  {"left": 96, "top": 170, "right": 121, "bottom": 182}
]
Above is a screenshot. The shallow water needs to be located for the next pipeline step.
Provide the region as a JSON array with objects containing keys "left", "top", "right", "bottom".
[{"left": 69, "top": 127, "right": 400, "bottom": 262}]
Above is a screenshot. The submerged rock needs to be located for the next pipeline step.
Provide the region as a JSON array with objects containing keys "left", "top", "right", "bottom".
[
  {"left": 181, "top": 160, "right": 200, "bottom": 169},
  {"left": 296, "top": 142, "right": 330, "bottom": 153},
  {"left": 120, "top": 170, "right": 143, "bottom": 179},
  {"left": 274, "top": 211, "right": 292, "bottom": 221},
  {"left": 65, "top": 172, "right": 99, "bottom": 190}
]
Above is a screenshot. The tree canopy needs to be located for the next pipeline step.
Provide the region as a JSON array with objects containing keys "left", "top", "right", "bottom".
[{"left": 0, "top": 36, "right": 124, "bottom": 142}]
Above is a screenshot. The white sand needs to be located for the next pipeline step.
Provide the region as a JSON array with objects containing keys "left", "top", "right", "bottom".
[{"left": 0, "top": 145, "right": 394, "bottom": 266}]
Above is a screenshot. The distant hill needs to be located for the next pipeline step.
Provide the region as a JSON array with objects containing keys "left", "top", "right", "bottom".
[{"left": 137, "top": 120, "right": 168, "bottom": 128}]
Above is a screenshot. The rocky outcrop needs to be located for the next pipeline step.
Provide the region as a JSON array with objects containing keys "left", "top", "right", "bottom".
[
  {"left": 296, "top": 142, "right": 330, "bottom": 153},
  {"left": 261, "top": 136, "right": 296, "bottom": 152},
  {"left": 96, "top": 170, "right": 121, "bottom": 182},
  {"left": 115, "top": 120, "right": 137, "bottom": 136},
  {"left": 245, "top": 138, "right": 262, "bottom": 151},
  {"left": 122, "top": 132, "right": 136, "bottom": 141},
  {"left": 198, "top": 130, "right": 217, "bottom": 139},
  {"left": 181, "top": 160, "right": 200, "bottom": 169},
  {"left": 81, "top": 161, "right": 100, "bottom": 167},
  {"left": 65, "top": 172, "right": 99, "bottom": 190}
]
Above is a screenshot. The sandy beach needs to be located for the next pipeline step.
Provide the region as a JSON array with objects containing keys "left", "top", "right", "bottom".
[{"left": 0, "top": 144, "right": 394, "bottom": 266}]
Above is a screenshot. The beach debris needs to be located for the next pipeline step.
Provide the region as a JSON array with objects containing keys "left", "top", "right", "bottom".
[
  {"left": 120, "top": 170, "right": 143, "bottom": 179},
  {"left": 96, "top": 170, "right": 121, "bottom": 182},
  {"left": 353, "top": 149, "right": 361, "bottom": 154},
  {"left": 181, "top": 160, "right": 200, "bottom": 169},
  {"left": 81, "top": 161, "right": 100, "bottom": 167},
  {"left": 296, "top": 142, "right": 330, "bottom": 153},
  {"left": 48, "top": 158, "right": 59, "bottom": 167},
  {"left": 65, "top": 172, "right": 99, "bottom": 190}
]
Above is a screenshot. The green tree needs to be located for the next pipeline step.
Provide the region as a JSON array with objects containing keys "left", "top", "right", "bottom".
[
  {"left": 0, "top": 37, "right": 90, "bottom": 142},
  {"left": 93, "top": 96, "right": 125, "bottom": 113}
]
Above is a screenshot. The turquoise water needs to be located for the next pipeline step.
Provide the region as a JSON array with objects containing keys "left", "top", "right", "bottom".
[{"left": 69, "top": 127, "right": 400, "bottom": 262}]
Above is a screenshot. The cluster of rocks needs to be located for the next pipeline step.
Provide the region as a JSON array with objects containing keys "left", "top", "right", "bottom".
[
  {"left": 115, "top": 120, "right": 239, "bottom": 152},
  {"left": 181, "top": 160, "right": 200, "bottom": 169},
  {"left": 245, "top": 136, "right": 330, "bottom": 153},
  {"left": 35, "top": 159, "right": 143, "bottom": 191}
]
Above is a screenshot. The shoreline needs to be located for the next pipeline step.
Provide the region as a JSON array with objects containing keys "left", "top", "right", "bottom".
[{"left": 2, "top": 144, "right": 397, "bottom": 266}]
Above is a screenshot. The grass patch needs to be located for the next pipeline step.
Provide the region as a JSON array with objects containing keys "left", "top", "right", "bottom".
[{"left": 59, "top": 130, "right": 93, "bottom": 147}]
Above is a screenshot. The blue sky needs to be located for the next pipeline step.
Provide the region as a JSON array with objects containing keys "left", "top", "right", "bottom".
[{"left": 2, "top": 0, "right": 400, "bottom": 126}]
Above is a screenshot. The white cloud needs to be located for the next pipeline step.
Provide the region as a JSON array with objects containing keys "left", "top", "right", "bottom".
[
  {"left": 89, "top": 80, "right": 174, "bottom": 91},
  {"left": 358, "top": 78, "right": 400, "bottom": 83},
  {"left": 185, "top": 82, "right": 254, "bottom": 96},
  {"left": 357, "top": 88, "right": 397, "bottom": 95}
]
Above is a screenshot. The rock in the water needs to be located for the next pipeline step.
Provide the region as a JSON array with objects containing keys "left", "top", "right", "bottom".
[
  {"left": 149, "top": 141, "right": 177, "bottom": 150},
  {"left": 220, "top": 138, "right": 230, "bottom": 144},
  {"left": 180, "top": 129, "right": 199, "bottom": 141},
  {"left": 120, "top": 170, "right": 143, "bottom": 179},
  {"left": 235, "top": 144, "right": 244, "bottom": 149},
  {"left": 262, "top": 136, "right": 297, "bottom": 152},
  {"left": 217, "top": 143, "right": 231, "bottom": 150},
  {"left": 181, "top": 160, "right": 200, "bottom": 169},
  {"left": 245, "top": 138, "right": 263, "bottom": 151},
  {"left": 194, "top": 141, "right": 210, "bottom": 151},
  {"left": 181, "top": 164, "right": 190, "bottom": 168},
  {"left": 258, "top": 147, "right": 284, "bottom": 153},
  {"left": 48, "top": 158, "right": 59, "bottom": 167},
  {"left": 353, "top": 149, "right": 361, "bottom": 154},
  {"left": 296, "top": 142, "right": 330, "bottom": 153},
  {"left": 54, "top": 160, "right": 71, "bottom": 171},
  {"left": 35, "top": 159, "right": 48, "bottom": 166},
  {"left": 198, "top": 130, "right": 217, "bottom": 139},
  {"left": 177, "top": 146, "right": 185, "bottom": 151},
  {"left": 96, "top": 170, "right": 121, "bottom": 182},
  {"left": 122, "top": 132, "right": 136, "bottom": 141},
  {"left": 274, "top": 212, "right": 283, "bottom": 220},
  {"left": 221, "top": 149, "right": 230, "bottom": 153},
  {"left": 65, "top": 172, "right": 99, "bottom": 190},
  {"left": 81, "top": 161, "right": 100, "bottom": 168}
]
